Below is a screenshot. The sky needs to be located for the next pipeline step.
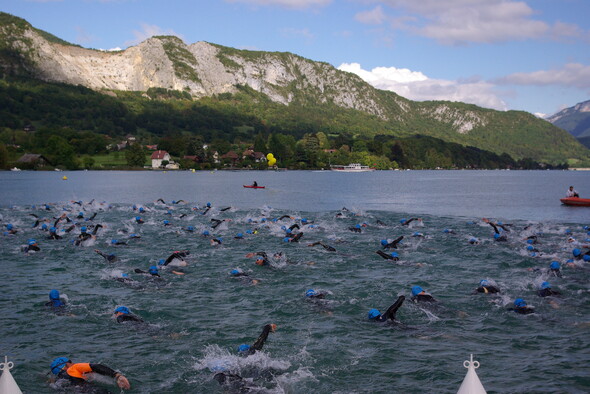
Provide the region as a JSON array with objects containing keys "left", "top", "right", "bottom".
[{"left": 3, "top": 0, "right": 590, "bottom": 117}]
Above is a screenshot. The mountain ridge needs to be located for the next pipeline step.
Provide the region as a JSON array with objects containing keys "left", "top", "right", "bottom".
[{"left": 0, "top": 12, "right": 588, "bottom": 165}]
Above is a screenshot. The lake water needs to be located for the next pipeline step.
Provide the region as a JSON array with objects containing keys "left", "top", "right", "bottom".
[{"left": 0, "top": 170, "right": 589, "bottom": 393}]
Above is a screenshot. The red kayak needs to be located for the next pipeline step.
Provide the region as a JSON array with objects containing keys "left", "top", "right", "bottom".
[
  {"left": 560, "top": 197, "right": 590, "bottom": 206},
  {"left": 243, "top": 185, "right": 265, "bottom": 189}
]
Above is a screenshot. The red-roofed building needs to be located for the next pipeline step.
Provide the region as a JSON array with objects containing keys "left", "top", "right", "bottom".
[{"left": 151, "top": 150, "right": 170, "bottom": 168}]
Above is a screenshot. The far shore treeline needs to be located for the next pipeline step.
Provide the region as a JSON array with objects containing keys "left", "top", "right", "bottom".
[{"left": 0, "top": 78, "right": 571, "bottom": 171}]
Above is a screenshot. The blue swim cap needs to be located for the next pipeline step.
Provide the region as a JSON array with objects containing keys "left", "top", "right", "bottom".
[
  {"left": 514, "top": 298, "right": 526, "bottom": 308},
  {"left": 526, "top": 245, "right": 534, "bottom": 251},
  {"left": 78, "top": 212, "right": 84, "bottom": 217},
  {"left": 202, "top": 230, "right": 209, "bottom": 236},
  {"left": 6, "top": 224, "right": 13, "bottom": 230},
  {"left": 573, "top": 248, "right": 581, "bottom": 257},
  {"left": 526, "top": 239, "right": 534, "bottom": 244},
  {"left": 493, "top": 233, "right": 500, "bottom": 239},
  {"left": 283, "top": 237, "right": 290, "bottom": 242},
  {"left": 41, "top": 223, "right": 48, "bottom": 230},
  {"left": 391, "top": 252, "right": 399, "bottom": 258},
  {"left": 541, "top": 282, "right": 551, "bottom": 289},
  {"left": 163, "top": 220, "right": 170, "bottom": 225},
  {"left": 246, "top": 230, "right": 253, "bottom": 234},
  {"left": 368, "top": 309, "right": 381, "bottom": 319},
  {"left": 139, "top": 207, "right": 145, "bottom": 212},
  {"left": 443, "top": 229, "right": 450, "bottom": 233},
  {"left": 565, "top": 229, "right": 571, "bottom": 234},
  {"left": 306, "top": 289, "right": 317, "bottom": 297},
  {"left": 111, "top": 239, "right": 118, "bottom": 244},
  {"left": 550, "top": 261, "right": 560, "bottom": 270},
  {"left": 206, "top": 202, "right": 211, "bottom": 207},
  {"left": 230, "top": 269, "right": 241, "bottom": 276},
  {"left": 261, "top": 218, "right": 267, "bottom": 222},
  {"left": 149, "top": 266, "right": 158, "bottom": 275},
  {"left": 238, "top": 344, "right": 251, "bottom": 352},
  {"left": 286, "top": 229, "right": 292, "bottom": 234},
  {"left": 81, "top": 226, "right": 87, "bottom": 233},
  {"left": 237, "top": 233, "right": 243, "bottom": 238},
  {"left": 158, "top": 259, "right": 165, "bottom": 265},
  {"left": 50, "top": 227, "right": 57, "bottom": 233},
  {"left": 479, "top": 280, "right": 489, "bottom": 287},
  {"left": 400, "top": 219, "right": 407, "bottom": 224},
  {"left": 469, "top": 237, "right": 477, "bottom": 243},
  {"left": 355, "top": 224, "right": 361, "bottom": 228},
  {"left": 280, "top": 226, "right": 286, "bottom": 230},
  {"left": 583, "top": 255, "right": 590, "bottom": 262},
  {"left": 115, "top": 306, "right": 130, "bottom": 314},
  {"left": 49, "top": 289, "right": 60, "bottom": 300},
  {"left": 187, "top": 226, "right": 194, "bottom": 231},
  {"left": 51, "top": 357, "right": 70, "bottom": 375},
  {"left": 302, "top": 218, "right": 308, "bottom": 223},
  {"left": 28, "top": 239, "right": 36, "bottom": 245},
  {"left": 135, "top": 216, "right": 141, "bottom": 221},
  {"left": 121, "top": 273, "right": 129, "bottom": 278},
  {"left": 381, "top": 239, "right": 388, "bottom": 246},
  {"left": 412, "top": 286, "right": 424, "bottom": 296},
  {"left": 413, "top": 232, "right": 422, "bottom": 237}
]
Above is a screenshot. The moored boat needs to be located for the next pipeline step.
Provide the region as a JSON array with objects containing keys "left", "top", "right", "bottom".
[
  {"left": 330, "top": 163, "right": 375, "bottom": 172},
  {"left": 560, "top": 197, "right": 590, "bottom": 206}
]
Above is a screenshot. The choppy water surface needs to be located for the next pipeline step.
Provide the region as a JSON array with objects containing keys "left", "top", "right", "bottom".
[{"left": 0, "top": 171, "right": 589, "bottom": 393}]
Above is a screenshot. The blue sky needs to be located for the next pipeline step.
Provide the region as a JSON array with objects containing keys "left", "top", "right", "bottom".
[{"left": 3, "top": 0, "right": 590, "bottom": 116}]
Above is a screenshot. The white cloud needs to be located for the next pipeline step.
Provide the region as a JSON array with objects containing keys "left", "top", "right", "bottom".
[
  {"left": 124, "top": 23, "right": 184, "bottom": 47},
  {"left": 356, "top": 0, "right": 586, "bottom": 45},
  {"left": 224, "top": 0, "right": 331, "bottom": 8},
  {"left": 495, "top": 63, "right": 590, "bottom": 91},
  {"left": 338, "top": 62, "right": 507, "bottom": 110}
]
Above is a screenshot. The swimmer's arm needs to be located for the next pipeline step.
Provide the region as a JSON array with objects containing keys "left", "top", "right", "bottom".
[
  {"left": 384, "top": 295, "right": 405, "bottom": 320},
  {"left": 251, "top": 324, "right": 274, "bottom": 351}
]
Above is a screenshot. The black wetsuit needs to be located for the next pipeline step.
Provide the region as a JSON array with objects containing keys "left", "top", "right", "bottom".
[
  {"left": 116, "top": 314, "right": 144, "bottom": 323},
  {"left": 374, "top": 296, "right": 405, "bottom": 322},
  {"left": 376, "top": 250, "right": 399, "bottom": 261},
  {"left": 509, "top": 306, "right": 534, "bottom": 314},
  {"left": 22, "top": 244, "right": 41, "bottom": 253},
  {"left": 308, "top": 241, "right": 336, "bottom": 251},
  {"left": 412, "top": 293, "right": 436, "bottom": 303},
  {"left": 349, "top": 226, "right": 362, "bottom": 233},
  {"left": 48, "top": 232, "right": 62, "bottom": 240},
  {"left": 402, "top": 218, "right": 419, "bottom": 226},
  {"left": 277, "top": 215, "right": 292, "bottom": 221},
  {"left": 383, "top": 236, "right": 404, "bottom": 249},
  {"left": 163, "top": 250, "right": 190, "bottom": 265},
  {"left": 211, "top": 219, "right": 225, "bottom": 229},
  {"left": 476, "top": 285, "right": 500, "bottom": 294},
  {"left": 287, "top": 232, "right": 303, "bottom": 242},
  {"left": 288, "top": 223, "right": 300, "bottom": 231},
  {"left": 243, "top": 324, "right": 274, "bottom": 356},
  {"left": 538, "top": 288, "right": 561, "bottom": 297},
  {"left": 95, "top": 250, "right": 117, "bottom": 262}
]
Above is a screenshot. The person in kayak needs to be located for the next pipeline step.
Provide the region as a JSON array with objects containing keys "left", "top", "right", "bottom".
[
  {"left": 368, "top": 295, "right": 405, "bottom": 322},
  {"left": 252, "top": 181, "right": 258, "bottom": 187},
  {"left": 114, "top": 306, "right": 144, "bottom": 323},
  {"left": 50, "top": 357, "right": 130, "bottom": 390},
  {"left": 237, "top": 323, "right": 277, "bottom": 356},
  {"left": 474, "top": 280, "right": 500, "bottom": 294},
  {"left": 566, "top": 186, "right": 579, "bottom": 198}
]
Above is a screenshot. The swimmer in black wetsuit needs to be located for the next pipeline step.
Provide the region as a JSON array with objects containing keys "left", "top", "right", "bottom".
[
  {"left": 22, "top": 239, "right": 41, "bottom": 253},
  {"left": 508, "top": 298, "right": 534, "bottom": 314},
  {"left": 368, "top": 295, "right": 405, "bottom": 322},
  {"left": 162, "top": 250, "right": 190, "bottom": 266},
  {"left": 156, "top": 198, "right": 166, "bottom": 204},
  {"left": 376, "top": 250, "right": 400, "bottom": 261},
  {"left": 349, "top": 224, "right": 362, "bottom": 233},
  {"left": 237, "top": 324, "right": 277, "bottom": 356},
  {"left": 211, "top": 218, "right": 231, "bottom": 229},
  {"left": 474, "top": 280, "right": 500, "bottom": 294},
  {"left": 134, "top": 265, "right": 161, "bottom": 277},
  {"left": 4, "top": 223, "right": 17, "bottom": 235},
  {"left": 47, "top": 227, "right": 62, "bottom": 240},
  {"left": 411, "top": 286, "right": 436, "bottom": 303},
  {"left": 307, "top": 241, "right": 336, "bottom": 251},
  {"left": 45, "top": 289, "right": 67, "bottom": 312},
  {"left": 201, "top": 202, "right": 212, "bottom": 215},
  {"left": 549, "top": 261, "right": 562, "bottom": 278},
  {"left": 288, "top": 223, "right": 300, "bottom": 231},
  {"left": 381, "top": 236, "right": 404, "bottom": 249},
  {"left": 277, "top": 215, "right": 294, "bottom": 221},
  {"left": 537, "top": 282, "right": 561, "bottom": 297},
  {"left": 50, "top": 357, "right": 131, "bottom": 390},
  {"left": 229, "top": 268, "right": 260, "bottom": 285},
  {"left": 114, "top": 306, "right": 144, "bottom": 323},
  {"left": 305, "top": 289, "right": 327, "bottom": 299},
  {"left": 95, "top": 249, "right": 117, "bottom": 262},
  {"left": 284, "top": 232, "right": 303, "bottom": 242},
  {"left": 401, "top": 218, "right": 421, "bottom": 226}
]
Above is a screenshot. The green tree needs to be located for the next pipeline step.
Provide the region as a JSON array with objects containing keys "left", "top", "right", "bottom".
[
  {"left": 82, "top": 156, "right": 95, "bottom": 169},
  {"left": 46, "top": 135, "right": 78, "bottom": 169},
  {"left": 0, "top": 143, "right": 8, "bottom": 169},
  {"left": 125, "top": 143, "right": 147, "bottom": 167}
]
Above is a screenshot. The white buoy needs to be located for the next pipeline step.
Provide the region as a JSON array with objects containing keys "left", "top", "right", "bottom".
[
  {"left": 457, "top": 354, "right": 487, "bottom": 394},
  {"left": 0, "top": 356, "right": 23, "bottom": 394}
]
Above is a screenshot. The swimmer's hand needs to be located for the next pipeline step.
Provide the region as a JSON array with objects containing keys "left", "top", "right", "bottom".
[
  {"left": 270, "top": 324, "right": 277, "bottom": 332},
  {"left": 114, "top": 373, "right": 130, "bottom": 390},
  {"left": 245, "top": 252, "right": 255, "bottom": 258}
]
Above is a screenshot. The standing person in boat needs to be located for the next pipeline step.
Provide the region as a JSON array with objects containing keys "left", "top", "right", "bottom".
[
  {"left": 566, "top": 186, "right": 579, "bottom": 198},
  {"left": 49, "top": 357, "right": 130, "bottom": 390}
]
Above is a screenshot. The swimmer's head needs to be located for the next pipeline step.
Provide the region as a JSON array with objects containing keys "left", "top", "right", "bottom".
[
  {"left": 158, "top": 259, "right": 165, "bottom": 265},
  {"left": 236, "top": 233, "right": 243, "bottom": 238},
  {"left": 526, "top": 245, "right": 534, "bottom": 251},
  {"left": 135, "top": 216, "right": 141, "bottom": 221},
  {"left": 28, "top": 239, "right": 37, "bottom": 245},
  {"left": 584, "top": 255, "right": 590, "bottom": 262},
  {"left": 381, "top": 239, "right": 388, "bottom": 246},
  {"left": 230, "top": 268, "right": 242, "bottom": 276},
  {"left": 50, "top": 227, "right": 57, "bottom": 233},
  {"left": 80, "top": 226, "right": 87, "bottom": 233},
  {"left": 139, "top": 207, "right": 145, "bottom": 213},
  {"left": 573, "top": 248, "right": 581, "bottom": 257},
  {"left": 541, "top": 282, "right": 551, "bottom": 289},
  {"left": 114, "top": 306, "right": 130, "bottom": 315},
  {"left": 111, "top": 239, "right": 118, "bottom": 245},
  {"left": 255, "top": 258, "right": 265, "bottom": 265},
  {"left": 49, "top": 289, "right": 60, "bottom": 300},
  {"left": 50, "top": 357, "right": 70, "bottom": 375},
  {"left": 400, "top": 219, "right": 407, "bottom": 224},
  {"left": 550, "top": 261, "right": 560, "bottom": 270},
  {"left": 514, "top": 298, "right": 526, "bottom": 308},
  {"left": 41, "top": 223, "right": 48, "bottom": 230},
  {"left": 202, "top": 230, "right": 209, "bottom": 236},
  {"left": 526, "top": 239, "right": 534, "bottom": 244},
  {"left": 305, "top": 289, "right": 317, "bottom": 297},
  {"left": 301, "top": 218, "right": 308, "bottom": 224},
  {"left": 479, "top": 280, "right": 489, "bottom": 287},
  {"left": 493, "top": 233, "right": 500, "bottom": 239},
  {"left": 443, "top": 228, "right": 450, "bottom": 233},
  {"left": 6, "top": 223, "right": 12, "bottom": 230},
  {"left": 390, "top": 252, "right": 399, "bottom": 258},
  {"left": 187, "top": 226, "right": 194, "bottom": 231},
  {"left": 283, "top": 237, "right": 290, "bottom": 243},
  {"left": 368, "top": 309, "right": 381, "bottom": 320},
  {"left": 163, "top": 220, "right": 169, "bottom": 225},
  {"left": 565, "top": 229, "right": 571, "bottom": 234},
  {"left": 355, "top": 224, "right": 361, "bottom": 229},
  {"left": 206, "top": 202, "right": 211, "bottom": 207},
  {"left": 78, "top": 212, "right": 84, "bottom": 217},
  {"left": 120, "top": 273, "right": 129, "bottom": 278},
  {"left": 238, "top": 344, "right": 251, "bottom": 353},
  {"left": 411, "top": 286, "right": 424, "bottom": 296},
  {"left": 469, "top": 237, "right": 478, "bottom": 244},
  {"left": 148, "top": 266, "right": 158, "bottom": 275}
]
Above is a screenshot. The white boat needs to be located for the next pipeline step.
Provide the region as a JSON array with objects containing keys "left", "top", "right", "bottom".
[
  {"left": 10, "top": 167, "right": 20, "bottom": 171},
  {"left": 0, "top": 356, "right": 23, "bottom": 394},
  {"left": 457, "top": 354, "right": 487, "bottom": 394},
  {"left": 330, "top": 163, "right": 375, "bottom": 172}
]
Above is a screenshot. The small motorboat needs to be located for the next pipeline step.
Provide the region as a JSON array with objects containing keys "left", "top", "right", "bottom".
[
  {"left": 560, "top": 197, "right": 590, "bottom": 206},
  {"left": 243, "top": 185, "right": 265, "bottom": 189}
]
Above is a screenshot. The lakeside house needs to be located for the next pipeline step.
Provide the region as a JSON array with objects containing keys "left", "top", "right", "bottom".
[
  {"left": 16, "top": 153, "right": 51, "bottom": 168},
  {"left": 151, "top": 150, "right": 171, "bottom": 169}
]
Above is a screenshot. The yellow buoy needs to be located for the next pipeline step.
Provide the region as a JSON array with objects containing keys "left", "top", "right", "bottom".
[{"left": 62, "top": 176, "right": 68, "bottom": 180}]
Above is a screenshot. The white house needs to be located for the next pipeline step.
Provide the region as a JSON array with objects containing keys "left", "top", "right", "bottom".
[{"left": 151, "top": 150, "right": 171, "bottom": 169}]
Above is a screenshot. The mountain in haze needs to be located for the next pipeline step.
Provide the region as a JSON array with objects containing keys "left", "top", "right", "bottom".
[
  {"left": 0, "top": 12, "right": 589, "bottom": 165},
  {"left": 546, "top": 100, "right": 590, "bottom": 148}
]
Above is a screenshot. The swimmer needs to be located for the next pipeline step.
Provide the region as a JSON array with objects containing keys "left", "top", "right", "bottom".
[
  {"left": 210, "top": 237, "right": 223, "bottom": 246},
  {"left": 94, "top": 249, "right": 117, "bottom": 263},
  {"left": 400, "top": 218, "right": 422, "bottom": 226},
  {"left": 172, "top": 200, "right": 185, "bottom": 204},
  {"left": 114, "top": 306, "right": 144, "bottom": 323},
  {"left": 376, "top": 250, "right": 400, "bottom": 261},
  {"left": 474, "top": 280, "right": 500, "bottom": 294},
  {"left": 508, "top": 298, "right": 534, "bottom": 314},
  {"left": 49, "top": 357, "right": 130, "bottom": 390},
  {"left": 220, "top": 206, "right": 232, "bottom": 212},
  {"left": 22, "top": 239, "right": 40, "bottom": 253},
  {"left": 307, "top": 241, "right": 336, "bottom": 252},
  {"left": 381, "top": 236, "right": 404, "bottom": 249},
  {"left": 277, "top": 215, "right": 294, "bottom": 221},
  {"left": 537, "top": 282, "right": 561, "bottom": 297},
  {"left": 234, "top": 232, "right": 244, "bottom": 239},
  {"left": 53, "top": 213, "right": 72, "bottom": 228},
  {"left": 135, "top": 216, "right": 144, "bottom": 224},
  {"left": 368, "top": 295, "right": 405, "bottom": 322},
  {"left": 348, "top": 224, "right": 362, "bottom": 233},
  {"left": 305, "top": 289, "right": 327, "bottom": 299},
  {"left": 45, "top": 289, "right": 66, "bottom": 311},
  {"left": 211, "top": 218, "right": 231, "bottom": 229},
  {"left": 229, "top": 268, "right": 260, "bottom": 285},
  {"left": 47, "top": 227, "right": 62, "bottom": 240},
  {"left": 284, "top": 232, "right": 303, "bottom": 243},
  {"left": 237, "top": 323, "right": 277, "bottom": 356},
  {"left": 375, "top": 219, "right": 387, "bottom": 226},
  {"left": 482, "top": 218, "right": 510, "bottom": 233},
  {"left": 201, "top": 202, "right": 212, "bottom": 215},
  {"left": 161, "top": 250, "right": 190, "bottom": 266},
  {"left": 110, "top": 239, "right": 128, "bottom": 246},
  {"left": 468, "top": 237, "right": 480, "bottom": 245},
  {"left": 4, "top": 223, "right": 17, "bottom": 235},
  {"left": 134, "top": 265, "right": 161, "bottom": 277},
  {"left": 549, "top": 261, "right": 562, "bottom": 278},
  {"left": 411, "top": 286, "right": 436, "bottom": 303},
  {"left": 156, "top": 198, "right": 166, "bottom": 204}
]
